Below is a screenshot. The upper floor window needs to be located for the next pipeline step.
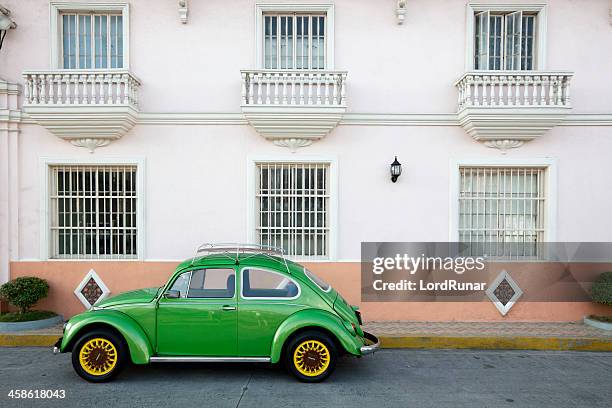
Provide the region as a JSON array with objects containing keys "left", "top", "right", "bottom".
[
  {"left": 466, "top": 3, "right": 546, "bottom": 71},
  {"left": 50, "top": 2, "right": 129, "bottom": 69},
  {"left": 255, "top": 4, "right": 335, "bottom": 70},
  {"left": 263, "top": 13, "right": 326, "bottom": 69},
  {"left": 61, "top": 12, "right": 123, "bottom": 69},
  {"left": 474, "top": 11, "right": 536, "bottom": 71}
]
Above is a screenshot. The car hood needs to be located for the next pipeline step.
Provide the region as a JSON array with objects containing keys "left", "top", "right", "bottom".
[{"left": 95, "top": 287, "right": 161, "bottom": 308}]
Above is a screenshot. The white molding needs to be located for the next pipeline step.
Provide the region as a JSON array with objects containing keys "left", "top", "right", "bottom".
[
  {"left": 49, "top": 1, "right": 130, "bottom": 69},
  {"left": 465, "top": 2, "right": 547, "bottom": 71},
  {"left": 39, "top": 156, "right": 146, "bottom": 261},
  {"left": 18, "top": 111, "right": 612, "bottom": 127},
  {"left": 246, "top": 154, "right": 338, "bottom": 261},
  {"left": 74, "top": 268, "right": 111, "bottom": 309},
  {"left": 449, "top": 157, "right": 557, "bottom": 242},
  {"left": 254, "top": 3, "right": 335, "bottom": 69}
]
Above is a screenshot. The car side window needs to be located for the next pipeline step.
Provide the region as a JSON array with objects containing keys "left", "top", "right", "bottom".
[
  {"left": 242, "top": 268, "right": 299, "bottom": 299},
  {"left": 188, "top": 269, "right": 235, "bottom": 298},
  {"left": 169, "top": 272, "right": 191, "bottom": 298}
]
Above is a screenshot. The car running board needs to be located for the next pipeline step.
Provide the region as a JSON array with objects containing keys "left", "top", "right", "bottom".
[{"left": 149, "top": 356, "right": 271, "bottom": 363}]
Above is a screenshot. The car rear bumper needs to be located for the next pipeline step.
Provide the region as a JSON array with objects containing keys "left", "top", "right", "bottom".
[{"left": 360, "top": 331, "right": 380, "bottom": 355}]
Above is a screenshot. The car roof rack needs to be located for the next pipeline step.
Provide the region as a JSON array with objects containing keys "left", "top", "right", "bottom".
[{"left": 190, "top": 243, "right": 291, "bottom": 273}]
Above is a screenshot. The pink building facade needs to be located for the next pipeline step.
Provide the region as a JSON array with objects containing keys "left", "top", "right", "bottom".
[{"left": 1, "top": 0, "right": 612, "bottom": 321}]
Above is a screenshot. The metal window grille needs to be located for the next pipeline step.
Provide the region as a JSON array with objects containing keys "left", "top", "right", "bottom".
[
  {"left": 263, "top": 13, "right": 326, "bottom": 69},
  {"left": 459, "top": 167, "right": 546, "bottom": 258},
  {"left": 474, "top": 11, "right": 536, "bottom": 71},
  {"left": 256, "top": 163, "right": 330, "bottom": 258},
  {"left": 61, "top": 12, "right": 123, "bottom": 69},
  {"left": 49, "top": 165, "right": 137, "bottom": 259}
]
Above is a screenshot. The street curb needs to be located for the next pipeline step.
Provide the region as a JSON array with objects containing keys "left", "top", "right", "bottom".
[
  {"left": 0, "top": 334, "right": 61, "bottom": 347},
  {"left": 379, "top": 336, "right": 612, "bottom": 351}
]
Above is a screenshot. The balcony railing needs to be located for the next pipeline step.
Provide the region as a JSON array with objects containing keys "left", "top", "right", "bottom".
[
  {"left": 23, "top": 70, "right": 141, "bottom": 107},
  {"left": 241, "top": 70, "right": 347, "bottom": 106},
  {"left": 456, "top": 71, "right": 573, "bottom": 109}
]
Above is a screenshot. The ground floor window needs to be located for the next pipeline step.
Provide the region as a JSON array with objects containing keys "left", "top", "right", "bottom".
[
  {"left": 49, "top": 165, "right": 137, "bottom": 259},
  {"left": 255, "top": 162, "right": 330, "bottom": 258},
  {"left": 458, "top": 166, "right": 546, "bottom": 257}
]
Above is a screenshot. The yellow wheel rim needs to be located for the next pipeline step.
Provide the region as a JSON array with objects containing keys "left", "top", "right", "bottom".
[
  {"left": 293, "top": 340, "right": 330, "bottom": 377},
  {"left": 78, "top": 338, "right": 118, "bottom": 376}
]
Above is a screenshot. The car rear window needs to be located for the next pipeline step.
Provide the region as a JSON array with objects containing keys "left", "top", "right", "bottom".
[{"left": 304, "top": 268, "right": 331, "bottom": 292}]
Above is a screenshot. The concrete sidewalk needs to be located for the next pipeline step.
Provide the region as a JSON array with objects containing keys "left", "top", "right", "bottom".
[
  {"left": 363, "top": 321, "right": 612, "bottom": 351},
  {"left": 0, "top": 321, "right": 610, "bottom": 351}
]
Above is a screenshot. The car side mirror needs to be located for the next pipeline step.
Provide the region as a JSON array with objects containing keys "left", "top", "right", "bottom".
[{"left": 164, "top": 290, "right": 181, "bottom": 299}]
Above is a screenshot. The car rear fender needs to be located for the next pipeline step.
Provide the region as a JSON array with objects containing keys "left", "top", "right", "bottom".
[
  {"left": 62, "top": 310, "right": 153, "bottom": 365},
  {"left": 270, "top": 309, "right": 362, "bottom": 363}
]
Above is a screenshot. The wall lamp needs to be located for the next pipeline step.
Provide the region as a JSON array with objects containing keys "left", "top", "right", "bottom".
[
  {"left": 0, "top": 6, "right": 17, "bottom": 51},
  {"left": 390, "top": 156, "right": 402, "bottom": 183}
]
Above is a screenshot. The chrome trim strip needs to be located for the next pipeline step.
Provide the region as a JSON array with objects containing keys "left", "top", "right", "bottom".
[
  {"left": 360, "top": 331, "right": 380, "bottom": 355},
  {"left": 149, "top": 356, "right": 270, "bottom": 363}
]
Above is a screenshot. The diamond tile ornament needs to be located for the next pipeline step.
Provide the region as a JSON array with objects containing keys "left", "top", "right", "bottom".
[
  {"left": 486, "top": 270, "right": 523, "bottom": 316},
  {"left": 74, "top": 269, "right": 111, "bottom": 309}
]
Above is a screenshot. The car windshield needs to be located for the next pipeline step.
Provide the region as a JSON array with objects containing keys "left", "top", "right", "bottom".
[{"left": 304, "top": 268, "right": 331, "bottom": 292}]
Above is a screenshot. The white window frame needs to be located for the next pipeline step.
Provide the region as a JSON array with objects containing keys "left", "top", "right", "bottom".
[
  {"left": 255, "top": 3, "right": 335, "bottom": 69},
  {"left": 239, "top": 266, "right": 301, "bottom": 300},
  {"left": 50, "top": 1, "right": 130, "bottom": 69},
  {"left": 449, "top": 158, "right": 557, "bottom": 245},
  {"left": 465, "top": 2, "right": 547, "bottom": 71},
  {"left": 246, "top": 155, "right": 338, "bottom": 261},
  {"left": 39, "top": 156, "right": 145, "bottom": 261}
]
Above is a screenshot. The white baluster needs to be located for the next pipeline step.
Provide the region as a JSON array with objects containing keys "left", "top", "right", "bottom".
[
  {"left": 532, "top": 76, "right": 539, "bottom": 105},
  {"left": 540, "top": 76, "right": 547, "bottom": 106},
  {"left": 122, "top": 74, "right": 129, "bottom": 104},
  {"left": 265, "top": 73, "right": 271, "bottom": 104},
  {"left": 256, "top": 73, "right": 263, "bottom": 105},
  {"left": 465, "top": 76, "right": 472, "bottom": 107},
  {"left": 332, "top": 74, "right": 339, "bottom": 105},
  {"left": 281, "top": 73, "right": 288, "bottom": 105},
  {"left": 340, "top": 73, "right": 347, "bottom": 105},
  {"left": 248, "top": 73, "right": 254, "bottom": 105},
  {"left": 563, "top": 76, "right": 571, "bottom": 106},
  {"left": 306, "top": 73, "right": 313, "bottom": 105},
  {"left": 548, "top": 75, "right": 555, "bottom": 106},
  {"left": 39, "top": 74, "right": 47, "bottom": 104},
  {"left": 241, "top": 72, "right": 247, "bottom": 104},
  {"left": 273, "top": 73, "right": 279, "bottom": 104}
]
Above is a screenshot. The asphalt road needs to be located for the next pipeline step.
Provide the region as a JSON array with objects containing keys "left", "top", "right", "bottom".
[{"left": 0, "top": 348, "right": 610, "bottom": 408}]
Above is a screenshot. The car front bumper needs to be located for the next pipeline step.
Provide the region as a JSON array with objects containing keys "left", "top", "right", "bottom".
[
  {"left": 360, "top": 331, "right": 380, "bottom": 355},
  {"left": 53, "top": 337, "right": 62, "bottom": 354}
]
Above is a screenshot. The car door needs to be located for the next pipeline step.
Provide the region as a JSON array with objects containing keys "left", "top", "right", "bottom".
[
  {"left": 156, "top": 267, "right": 238, "bottom": 356},
  {"left": 237, "top": 266, "right": 304, "bottom": 357}
]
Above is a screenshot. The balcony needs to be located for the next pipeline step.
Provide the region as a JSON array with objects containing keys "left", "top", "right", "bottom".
[
  {"left": 22, "top": 70, "right": 141, "bottom": 152},
  {"left": 455, "top": 71, "right": 573, "bottom": 150},
  {"left": 241, "top": 69, "right": 347, "bottom": 150}
]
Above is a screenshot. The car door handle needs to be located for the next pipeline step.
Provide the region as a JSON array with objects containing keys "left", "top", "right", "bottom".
[{"left": 221, "top": 305, "right": 236, "bottom": 311}]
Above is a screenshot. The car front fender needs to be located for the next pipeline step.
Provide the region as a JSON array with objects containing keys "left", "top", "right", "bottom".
[
  {"left": 270, "top": 309, "right": 363, "bottom": 364},
  {"left": 61, "top": 310, "right": 153, "bottom": 365}
]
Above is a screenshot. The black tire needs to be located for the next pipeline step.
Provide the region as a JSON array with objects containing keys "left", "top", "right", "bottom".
[
  {"left": 284, "top": 330, "right": 338, "bottom": 383},
  {"left": 71, "top": 329, "right": 127, "bottom": 383}
]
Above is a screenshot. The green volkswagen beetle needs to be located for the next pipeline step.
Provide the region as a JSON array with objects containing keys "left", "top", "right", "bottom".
[{"left": 54, "top": 244, "right": 379, "bottom": 383}]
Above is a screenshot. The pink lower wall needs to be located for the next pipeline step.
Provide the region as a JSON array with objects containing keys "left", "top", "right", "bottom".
[{"left": 9, "top": 261, "right": 610, "bottom": 322}]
